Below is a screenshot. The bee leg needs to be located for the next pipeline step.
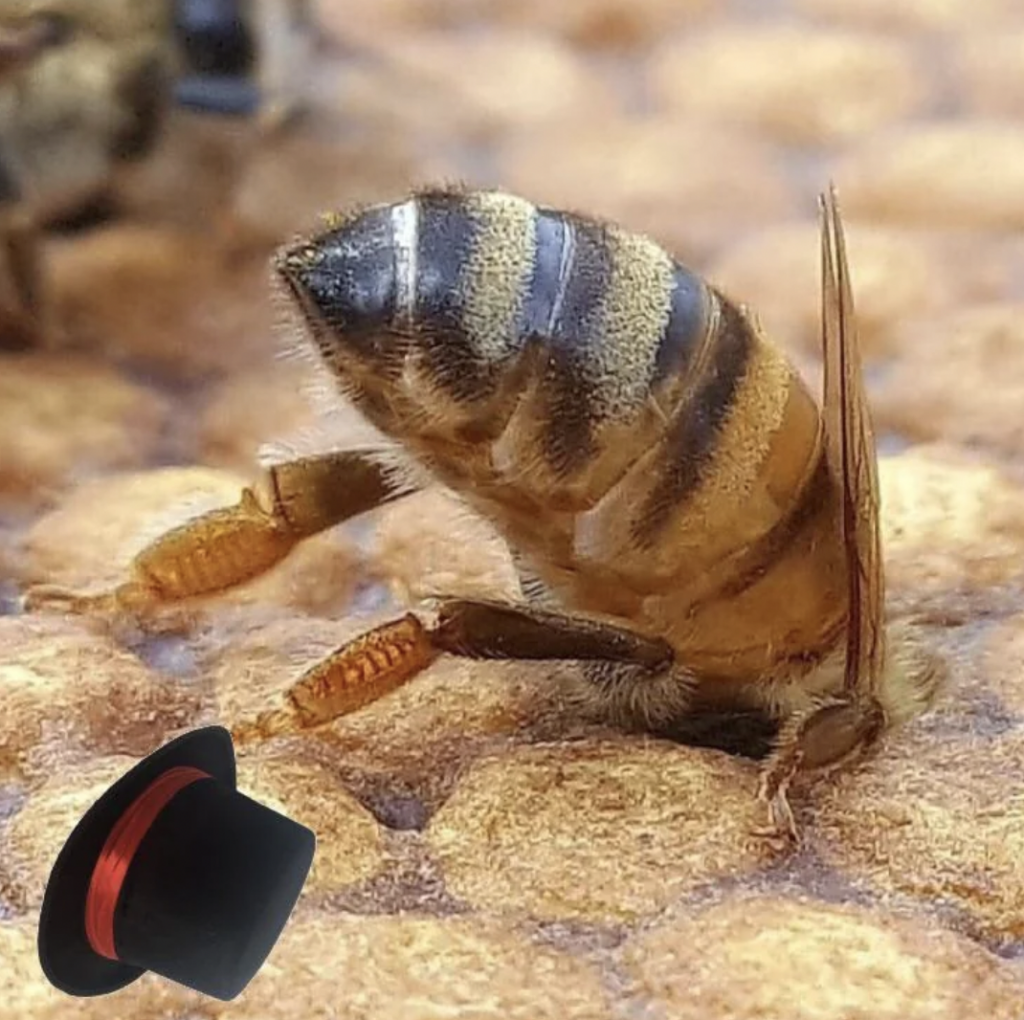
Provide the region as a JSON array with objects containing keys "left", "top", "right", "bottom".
[
  {"left": 754, "top": 716, "right": 804, "bottom": 845},
  {"left": 429, "top": 598, "right": 676, "bottom": 669},
  {"left": 22, "top": 449, "right": 409, "bottom": 619},
  {"left": 756, "top": 695, "right": 885, "bottom": 844},
  {"left": 0, "top": 192, "right": 54, "bottom": 350},
  {"left": 231, "top": 613, "right": 437, "bottom": 744},
  {"left": 230, "top": 597, "right": 679, "bottom": 744}
]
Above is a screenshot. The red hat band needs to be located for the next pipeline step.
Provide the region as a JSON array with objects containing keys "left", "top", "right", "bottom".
[{"left": 85, "top": 766, "right": 213, "bottom": 961}]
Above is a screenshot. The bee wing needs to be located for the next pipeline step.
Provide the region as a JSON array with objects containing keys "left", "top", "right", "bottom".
[{"left": 820, "top": 185, "right": 885, "bottom": 696}]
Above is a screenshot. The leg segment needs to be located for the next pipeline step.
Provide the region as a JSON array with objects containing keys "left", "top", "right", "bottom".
[
  {"left": 0, "top": 207, "right": 50, "bottom": 346},
  {"left": 430, "top": 598, "right": 674, "bottom": 669},
  {"left": 756, "top": 695, "right": 885, "bottom": 843},
  {"left": 230, "top": 597, "right": 682, "bottom": 744},
  {"left": 24, "top": 448, "right": 410, "bottom": 617},
  {"left": 231, "top": 613, "right": 438, "bottom": 744}
]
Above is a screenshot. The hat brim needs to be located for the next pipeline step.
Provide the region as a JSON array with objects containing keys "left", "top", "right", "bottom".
[{"left": 38, "top": 726, "right": 237, "bottom": 997}]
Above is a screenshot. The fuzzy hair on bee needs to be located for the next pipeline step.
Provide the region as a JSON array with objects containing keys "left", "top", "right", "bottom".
[{"left": 25, "top": 184, "right": 945, "bottom": 843}]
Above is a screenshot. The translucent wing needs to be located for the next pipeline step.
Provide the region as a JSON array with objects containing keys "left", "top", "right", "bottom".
[{"left": 820, "top": 185, "right": 885, "bottom": 695}]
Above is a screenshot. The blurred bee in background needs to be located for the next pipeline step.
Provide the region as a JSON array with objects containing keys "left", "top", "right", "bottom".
[
  {"left": 26, "top": 186, "right": 945, "bottom": 843},
  {"left": 0, "top": 0, "right": 317, "bottom": 350},
  {"left": 0, "top": 10, "right": 65, "bottom": 349},
  {"left": 173, "top": 0, "right": 316, "bottom": 127}
]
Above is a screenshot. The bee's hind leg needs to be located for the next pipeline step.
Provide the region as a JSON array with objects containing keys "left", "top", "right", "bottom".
[
  {"left": 429, "top": 599, "right": 675, "bottom": 670},
  {"left": 230, "top": 597, "right": 687, "bottom": 745},
  {"left": 756, "top": 695, "right": 885, "bottom": 844}
]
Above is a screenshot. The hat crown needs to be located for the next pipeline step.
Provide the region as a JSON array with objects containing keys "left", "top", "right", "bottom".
[
  {"left": 38, "top": 727, "right": 315, "bottom": 1002},
  {"left": 114, "top": 779, "right": 315, "bottom": 1001}
]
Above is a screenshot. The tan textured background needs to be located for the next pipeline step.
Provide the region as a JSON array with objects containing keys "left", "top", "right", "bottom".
[{"left": 3, "top": 0, "right": 1024, "bottom": 1017}]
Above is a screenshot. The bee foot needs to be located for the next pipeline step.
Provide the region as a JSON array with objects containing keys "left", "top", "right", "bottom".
[
  {"left": 21, "top": 583, "right": 117, "bottom": 615},
  {"left": 752, "top": 794, "right": 801, "bottom": 848},
  {"left": 21, "top": 580, "right": 169, "bottom": 631},
  {"left": 230, "top": 708, "right": 301, "bottom": 746},
  {"left": 754, "top": 761, "right": 802, "bottom": 848}
]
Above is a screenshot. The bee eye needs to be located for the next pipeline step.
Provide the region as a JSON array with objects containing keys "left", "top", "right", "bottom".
[{"left": 173, "top": 0, "right": 256, "bottom": 78}]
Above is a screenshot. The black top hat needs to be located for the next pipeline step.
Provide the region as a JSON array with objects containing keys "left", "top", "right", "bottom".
[{"left": 37, "top": 726, "right": 316, "bottom": 1002}]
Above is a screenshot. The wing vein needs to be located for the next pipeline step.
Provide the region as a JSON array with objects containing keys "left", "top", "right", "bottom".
[{"left": 819, "top": 185, "right": 885, "bottom": 698}]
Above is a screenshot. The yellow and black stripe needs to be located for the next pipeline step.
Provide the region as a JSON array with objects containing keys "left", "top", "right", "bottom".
[
  {"left": 277, "top": 188, "right": 752, "bottom": 495},
  {"left": 635, "top": 293, "right": 754, "bottom": 544}
]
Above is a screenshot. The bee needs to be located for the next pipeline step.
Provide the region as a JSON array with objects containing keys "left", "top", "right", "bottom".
[
  {"left": 173, "top": 0, "right": 316, "bottom": 127},
  {"left": 0, "top": 8, "right": 70, "bottom": 349},
  {"left": 25, "top": 185, "right": 944, "bottom": 842},
  {"left": 0, "top": 0, "right": 314, "bottom": 350}
]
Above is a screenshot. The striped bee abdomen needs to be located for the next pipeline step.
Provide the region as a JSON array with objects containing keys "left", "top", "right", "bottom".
[{"left": 277, "top": 188, "right": 719, "bottom": 505}]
